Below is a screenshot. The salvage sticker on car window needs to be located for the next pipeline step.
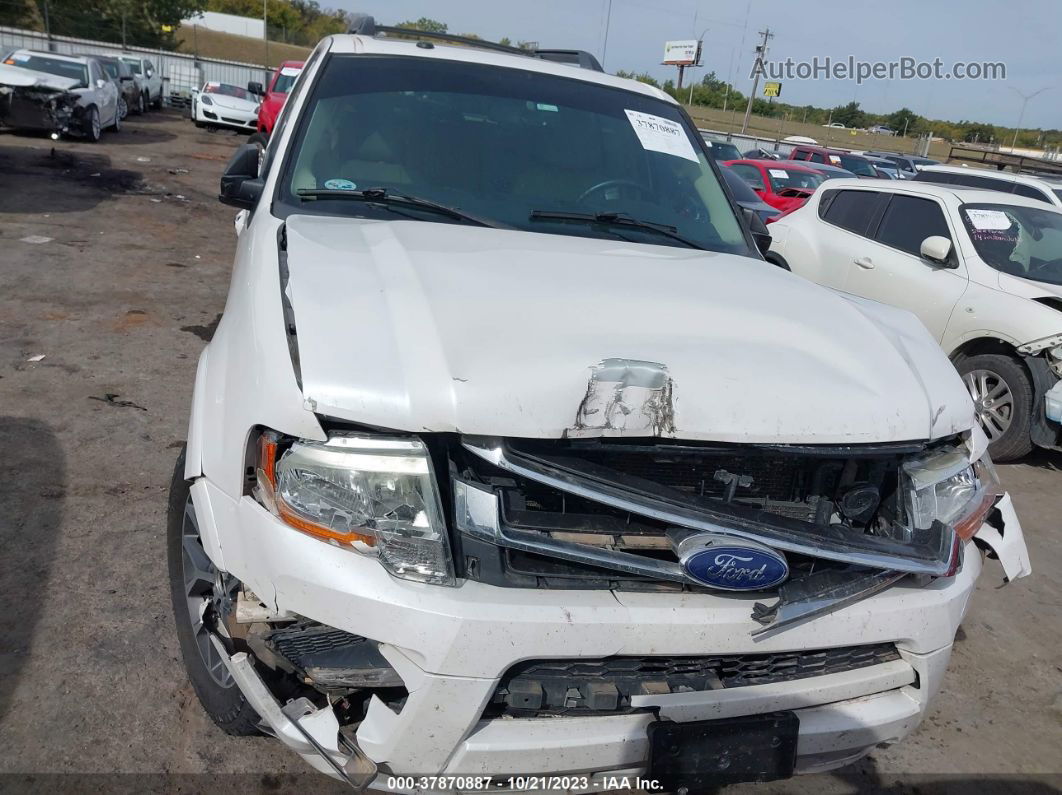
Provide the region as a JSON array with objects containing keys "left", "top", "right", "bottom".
[
  {"left": 769, "top": 169, "right": 790, "bottom": 179},
  {"left": 964, "top": 208, "right": 1012, "bottom": 231},
  {"left": 624, "top": 110, "right": 699, "bottom": 163}
]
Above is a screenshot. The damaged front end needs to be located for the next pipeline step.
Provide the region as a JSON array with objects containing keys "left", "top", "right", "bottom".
[
  {"left": 453, "top": 431, "right": 1020, "bottom": 635},
  {"left": 0, "top": 82, "right": 79, "bottom": 137}
]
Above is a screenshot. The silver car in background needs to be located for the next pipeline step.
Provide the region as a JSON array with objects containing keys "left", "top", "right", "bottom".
[
  {"left": 1, "top": 50, "right": 121, "bottom": 141},
  {"left": 118, "top": 54, "right": 163, "bottom": 110}
]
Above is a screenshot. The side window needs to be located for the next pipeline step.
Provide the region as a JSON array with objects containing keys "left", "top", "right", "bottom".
[
  {"left": 948, "top": 173, "right": 1007, "bottom": 192},
  {"left": 914, "top": 170, "right": 952, "bottom": 184},
  {"left": 820, "top": 189, "right": 889, "bottom": 236},
  {"left": 1012, "top": 183, "right": 1052, "bottom": 203},
  {"left": 810, "top": 152, "right": 826, "bottom": 164},
  {"left": 789, "top": 149, "right": 806, "bottom": 160},
  {"left": 875, "top": 195, "right": 951, "bottom": 256},
  {"left": 730, "top": 164, "right": 765, "bottom": 189},
  {"left": 145, "top": 59, "right": 154, "bottom": 73}
]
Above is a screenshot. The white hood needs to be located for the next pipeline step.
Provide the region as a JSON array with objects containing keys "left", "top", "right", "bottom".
[
  {"left": 204, "top": 92, "right": 257, "bottom": 112},
  {"left": 284, "top": 215, "right": 973, "bottom": 444}
]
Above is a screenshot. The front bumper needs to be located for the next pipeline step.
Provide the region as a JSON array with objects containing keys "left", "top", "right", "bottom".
[
  {"left": 1047, "top": 380, "right": 1062, "bottom": 425},
  {"left": 193, "top": 478, "right": 1027, "bottom": 785}
]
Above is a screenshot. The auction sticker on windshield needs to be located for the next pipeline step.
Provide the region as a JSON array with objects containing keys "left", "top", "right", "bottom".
[
  {"left": 624, "top": 110, "right": 699, "bottom": 163},
  {"left": 769, "top": 169, "right": 790, "bottom": 179},
  {"left": 965, "top": 208, "right": 1012, "bottom": 231}
]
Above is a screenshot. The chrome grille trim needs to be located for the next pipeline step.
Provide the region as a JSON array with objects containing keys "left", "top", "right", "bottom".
[{"left": 461, "top": 436, "right": 959, "bottom": 577}]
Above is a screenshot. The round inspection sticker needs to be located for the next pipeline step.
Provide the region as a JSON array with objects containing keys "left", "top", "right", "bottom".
[{"left": 323, "top": 178, "right": 357, "bottom": 191}]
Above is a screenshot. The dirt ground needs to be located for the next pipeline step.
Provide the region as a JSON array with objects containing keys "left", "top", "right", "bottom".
[{"left": 0, "top": 112, "right": 1059, "bottom": 794}]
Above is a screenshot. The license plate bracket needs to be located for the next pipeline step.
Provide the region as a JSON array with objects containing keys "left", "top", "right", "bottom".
[{"left": 646, "top": 711, "right": 799, "bottom": 791}]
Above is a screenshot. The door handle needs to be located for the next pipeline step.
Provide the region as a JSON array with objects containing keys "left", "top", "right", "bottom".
[{"left": 854, "top": 256, "right": 875, "bottom": 269}]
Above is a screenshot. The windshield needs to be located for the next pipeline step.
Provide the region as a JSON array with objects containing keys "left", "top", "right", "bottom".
[
  {"left": 960, "top": 203, "right": 1062, "bottom": 286},
  {"left": 100, "top": 61, "right": 119, "bottom": 80},
  {"left": 838, "top": 154, "right": 877, "bottom": 177},
  {"left": 272, "top": 69, "right": 300, "bottom": 94},
  {"left": 703, "top": 139, "right": 742, "bottom": 161},
  {"left": 279, "top": 55, "right": 747, "bottom": 253},
  {"left": 765, "top": 167, "right": 823, "bottom": 192},
  {"left": 205, "top": 83, "right": 252, "bottom": 100},
  {"left": 119, "top": 57, "right": 141, "bottom": 74},
  {"left": 5, "top": 54, "right": 87, "bottom": 87}
]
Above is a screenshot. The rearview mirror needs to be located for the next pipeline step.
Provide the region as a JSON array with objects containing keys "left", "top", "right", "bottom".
[
  {"left": 743, "top": 207, "right": 772, "bottom": 256},
  {"left": 920, "top": 235, "right": 955, "bottom": 266},
  {"left": 248, "top": 81, "right": 264, "bottom": 96},
  {"left": 219, "top": 143, "right": 264, "bottom": 210}
]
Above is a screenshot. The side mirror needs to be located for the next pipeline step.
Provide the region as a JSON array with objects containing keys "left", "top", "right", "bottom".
[
  {"left": 248, "top": 81, "right": 264, "bottom": 96},
  {"left": 96, "top": 78, "right": 107, "bottom": 89},
  {"left": 743, "top": 207, "right": 772, "bottom": 256},
  {"left": 920, "top": 235, "right": 955, "bottom": 267},
  {"left": 219, "top": 143, "right": 264, "bottom": 210},
  {"left": 146, "top": 69, "right": 153, "bottom": 77}
]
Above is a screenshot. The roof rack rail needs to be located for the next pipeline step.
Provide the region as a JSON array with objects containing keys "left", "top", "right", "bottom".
[{"left": 344, "top": 13, "right": 604, "bottom": 72}]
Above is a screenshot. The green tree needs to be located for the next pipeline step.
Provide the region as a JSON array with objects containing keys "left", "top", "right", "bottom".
[
  {"left": 962, "top": 122, "right": 996, "bottom": 143},
  {"left": 394, "top": 16, "right": 447, "bottom": 33},
  {"left": 831, "top": 101, "right": 865, "bottom": 128},
  {"left": 887, "top": 107, "right": 919, "bottom": 135}
]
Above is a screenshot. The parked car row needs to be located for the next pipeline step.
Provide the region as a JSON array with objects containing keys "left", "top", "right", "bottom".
[
  {"left": 0, "top": 48, "right": 163, "bottom": 141},
  {"left": 172, "top": 21, "right": 1031, "bottom": 791},
  {"left": 188, "top": 61, "right": 305, "bottom": 142}
]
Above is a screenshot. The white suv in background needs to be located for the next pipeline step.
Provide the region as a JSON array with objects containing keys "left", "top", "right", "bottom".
[
  {"left": 767, "top": 180, "right": 1062, "bottom": 460},
  {"left": 914, "top": 164, "right": 1062, "bottom": 207}
]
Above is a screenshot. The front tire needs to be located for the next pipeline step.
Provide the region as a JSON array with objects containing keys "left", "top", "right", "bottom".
[
  {"left": 167, "top": 448, "right": 260, "bottom": 735},
  {"left": 136, "top": 91, "right": 146, "bottom": 114},
  {"left": 110, "top": 103, "right": 122, "bottom": 132},
  {"left": 954, "top": 353, "right": 1034, "bottom": 461},
  {"left": 83, "top": 105, "right": 101, "bottom": 142}
]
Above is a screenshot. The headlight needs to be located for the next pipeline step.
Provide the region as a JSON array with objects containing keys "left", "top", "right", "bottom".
[
  {"left": 1047, "top": 345, "right": 1062, "bottom": 378},
  {"left": 903, "top": 444, "right": 1001, "bottom": 540},
  {"left": 200, "top": 94, "right": 213, "bottom": 106},
  {"left": 257, "top": 432, "right": 455, "bottom": 586}
]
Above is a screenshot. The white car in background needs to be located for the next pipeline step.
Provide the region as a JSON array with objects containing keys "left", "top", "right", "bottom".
[
  {"left": 190, "top": 81, "right": 259, "bottom": 132},
  {"left": 118, "top": 54, "right": 164, "bottom": 110},
  {"left": 767, "top": 179, "right": 1062, "bottom": 460},
  {"left": 914, "top": 164, "right": 1062, "bottom": 207}
]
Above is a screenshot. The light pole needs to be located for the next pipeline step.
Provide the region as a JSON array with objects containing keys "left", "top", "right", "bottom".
[
  {"left": 740, "top": 27, "right": 772, "bottom": 134},
  {"left": 687, "top": 27, "right": 710, "bottom": 105},
  {"left": 1009, "top": 86, "right": 1049, "bottom": 153}
]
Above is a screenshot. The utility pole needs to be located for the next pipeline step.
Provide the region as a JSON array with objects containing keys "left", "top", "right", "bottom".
[
  {"left": 121, "top": 12, "right": 127, "bottom": 49},
  {"left": 1008, "top": 86, "right": 1049, "bottom": 153},
  {"left": 42, "top": 0, "right": 53, "bottom": 51},
  {"left": 740, "top": 27, "right": 772, "bottom": 134},
  {"left": 263, "top": 0, "right": 269, "bottom": 67}
]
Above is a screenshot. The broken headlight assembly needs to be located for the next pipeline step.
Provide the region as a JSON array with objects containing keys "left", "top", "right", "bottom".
[
  {"left": 255, "top": 432, "right": 455, "bottom": 586},
  {"left": 903, "top": 444, "right": 1001, "bottom": 542}
]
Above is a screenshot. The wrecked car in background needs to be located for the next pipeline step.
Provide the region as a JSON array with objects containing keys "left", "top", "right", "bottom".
[
  {"left": 0, "top": 50, "right": 121, "bottom": 141},
  {"left": 170, "top": 18, "right": 1032, "bottom": 790}
]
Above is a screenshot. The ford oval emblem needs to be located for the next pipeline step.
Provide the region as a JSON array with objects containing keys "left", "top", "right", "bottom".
[{"left": 676, "top": 533, "right": 789, "bottom": 591}]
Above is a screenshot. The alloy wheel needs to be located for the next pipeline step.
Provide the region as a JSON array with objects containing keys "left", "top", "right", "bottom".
[{"left": 963, "top": 368, "right": 1014, "bottom": 441}]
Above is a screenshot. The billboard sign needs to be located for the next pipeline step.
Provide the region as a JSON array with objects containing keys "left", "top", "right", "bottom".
[{"left": 663, "top": 40, "right": 700, "bottom": 66}]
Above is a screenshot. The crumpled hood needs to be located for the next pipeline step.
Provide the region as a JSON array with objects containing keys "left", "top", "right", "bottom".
[
  {"left": 284, "top": 215, "right": 972, "bottom": 444},
  {"left": 0, "top": 62, "right": 79, "bottom": 91}
]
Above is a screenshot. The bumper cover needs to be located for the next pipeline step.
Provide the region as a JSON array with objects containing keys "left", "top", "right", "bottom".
[{"left": 192, "top": 477, "right": 1026, "bottom": 782}]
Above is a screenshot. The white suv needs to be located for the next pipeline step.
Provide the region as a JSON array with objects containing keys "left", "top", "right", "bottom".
[
  {"left": 767, "top": 179, "right": 1062, "bottom": 460},
  {"left": 170, "top": 21, "right": 1030, "bottom": 789},
  {"left": 915, "top": 164, "right": 1062, "bottom": 207}
]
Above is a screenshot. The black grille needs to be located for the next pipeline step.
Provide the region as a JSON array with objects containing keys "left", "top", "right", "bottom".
[
  {"left": 268, "top": 624, "right": 365, "bottom": 668},
  {"left": 488, "top": 643, "right": 901, "bottom": 716}
]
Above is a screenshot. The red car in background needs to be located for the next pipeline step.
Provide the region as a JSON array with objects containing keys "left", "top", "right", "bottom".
[
  {"left": 723, "top": 159, "right": 825, "bottom": 214},
  {"left": 787, "top": 145, "right": 881, "bottom": 178},
  {"left": 248, "top": 60, "right": 304, "bottom": 143}
]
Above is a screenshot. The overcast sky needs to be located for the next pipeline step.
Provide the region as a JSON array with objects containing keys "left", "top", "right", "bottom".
[{"left": 335, "top": 0, "right": 1059, "bottom": 129}]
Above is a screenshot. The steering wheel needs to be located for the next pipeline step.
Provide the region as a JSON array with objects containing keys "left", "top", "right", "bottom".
[{"left": 577, "top": 179, "right": 654, "bottom": 206}]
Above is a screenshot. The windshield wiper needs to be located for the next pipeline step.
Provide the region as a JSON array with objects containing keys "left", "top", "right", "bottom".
[
  {"left": 529, "top": 210, "right": 706, "bottom": 250},
  {"left": 297, "top": 187, "right": 503, "bottom": 228}
]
